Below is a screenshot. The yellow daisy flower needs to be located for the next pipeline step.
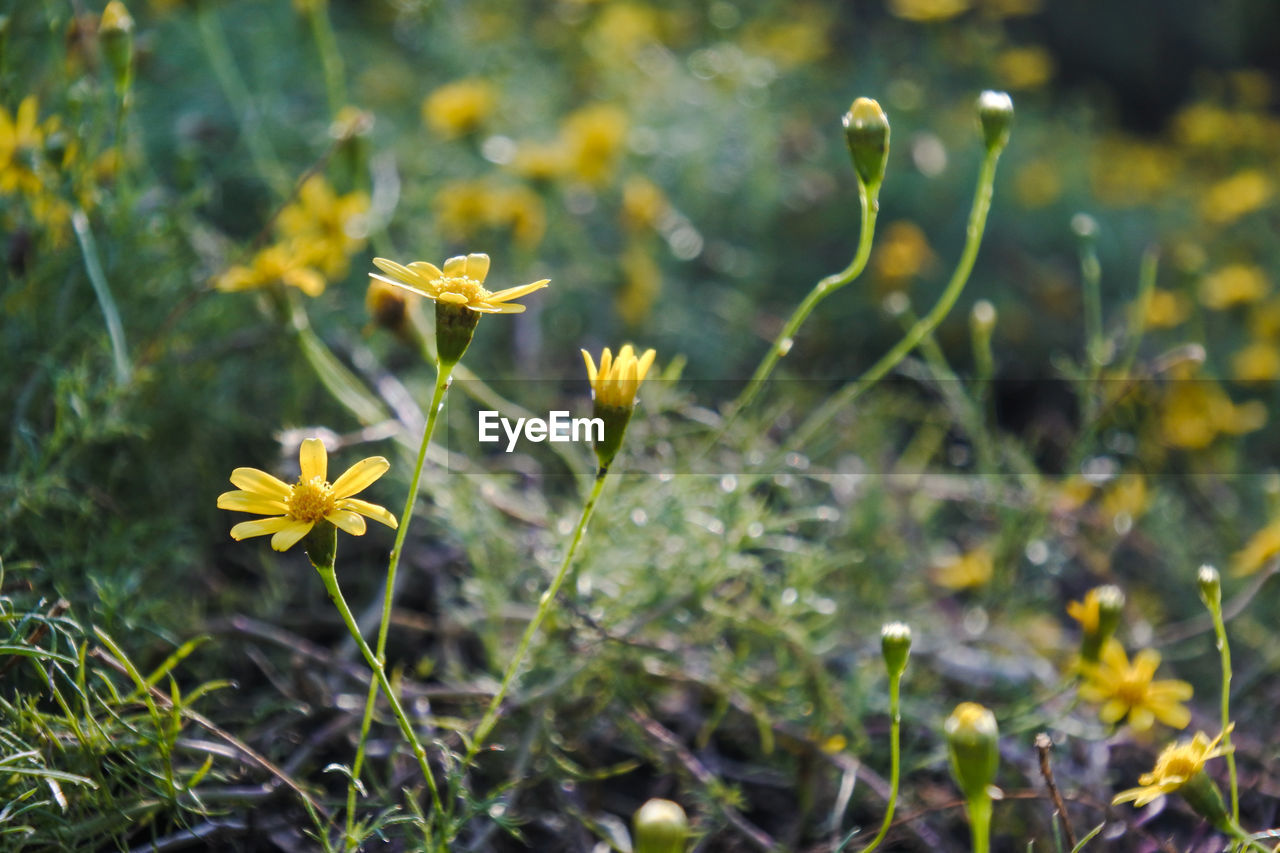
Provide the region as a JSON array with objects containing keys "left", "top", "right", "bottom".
[
  {"left": 370, "top": 253, "right": 548, "bottom": 315},
  {"left": 218, "top": 437, "right": 398, "bottom": 552},
  {"left": 1078, "top": 640, "right": 1193, "bottom": 732},
  {"left": 582, "top": 344, "right": 657, "bottom": 410},
  {"left": 1233, "top": 519, "right": 1280, "bottom": 576},
  {"left": 1113, "top": 728, "right": 1232, "bottom": 807}
]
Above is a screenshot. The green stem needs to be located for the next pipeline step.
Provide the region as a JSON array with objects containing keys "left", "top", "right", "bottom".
[
  {"left": 345, "top": 364, "right": 453, "bottom": 849},
  {"left": 731, "top": 184, "right": 879, "bottom": 417},
  {"left": 791, "top": 146, "right": 1004, "bottom": 451},
  {"left": 966, "top": 795, "right": 992, "bottom": 853},
  {"left": 314, "top": 562, "right": 445, "bottom": 830},
  {"left": 1208, "top": 601, "right": 1239, "bottom": 822},
  {"left": 305, "top": 1, "right": 347, "bottom": 116},
  {"left": 71, "top": 208, "right": 131, "bottom": 386},
  {"left": 467, "top": 467, "right": 610, "bottom": 759},
  {"left": 859, "top": 672, "right": 901, "bottom": 853}
]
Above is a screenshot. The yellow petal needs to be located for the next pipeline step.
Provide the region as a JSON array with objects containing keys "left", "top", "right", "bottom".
[
  {"left": 1151, "top": 702, "right": 1191, "bottom": 729},
  {"left": 331, "top": 456, "right": 390, "bottom": 499},
  {"left": 229, "top": 516, "right": 292, "bottom": 540},
  {"left": 370, "top": 272, "right": 430, "bottom": 299},
  {"left": 271, "top": 520, "right": 314, "bottom": 552},
  {"left": 437, "top": 291, "right": 468, "bottom": 304},
  {"left": 217, "top": 491, "right": 289, "bottom": 515},
  {"left": 487, "top": 279, "right": 550, "bottom": 303},
  {"left": 1133, "top": 648, "right": 1162, "bottom": 680},
  {"left": 582, "top": 350, "right": 598, "bottom": 383},
  {"left": 372, "top": 257, "right": 419, "bottom": 282},
  {"left": 1099, "top": 698, "right": 1129, "bottom": 724},
  {"left": 284, "top": 267, "right": 326, "bottom": 297},
  {"left": 479, "top": 302, "right": 525, "bottom": 314},
  {"left": 443, "top": 255, "right": 466, "bottom": 277},
  {"left": 599, "top": 347, "right": 614, "bottom": 378},
  {"left": 299, "top": 438, "right": 327, "bottom": 482},
  {"left": 464, "top": 253, "right": 491, "bottom": 282},
  {"left": 636, "top": 348, "right": 656, "bottom": 381},
  {"left": 1148, "top": 679, "right": 1194, "bottom": 701},
  {"left": 1128, "top": 707, "right": 1155, "bottom": 732},
  {"left": 230, "top": 467, "right": 292, "bottom": 499},
  {"left": 339, "top": 498, "right": 399, "bottom": 529},
  {"left": 326, "top": 510, "right": 367, "bottom": 536},
  {"left": 407, "top": 261, "right": 444, "bottom": 281}
]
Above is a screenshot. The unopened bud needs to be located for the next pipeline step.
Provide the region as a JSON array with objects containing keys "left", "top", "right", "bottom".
[
  {"left": 99, "top": 1, "right": 134, "bottom": 94},
  {"left": 971, "top": 300, "right": 996, "bottom": 336},
  {"left": 1197, "top": 564, "right": 1221, "bottom": 609},
  {"left": 976, "top": 90, "right": 1013, "bottom": 153},
  {"left": 945, "top": 702, "right": 999, "bottom": 803},
  {"left": 1079, "top": 584, "right": 1125, "bottom": 664},
  {"left": 880, "top": 622, "right": 912, "bottom": 678},
  {"left": 634, "top": 799, "right": 689, "bottom": 853},
  {"left": 843, "top": 97, "right": 890, "bottom": 192}
]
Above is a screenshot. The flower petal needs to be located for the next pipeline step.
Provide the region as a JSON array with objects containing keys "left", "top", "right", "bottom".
[
  {"left": 373, "top": 257, "right": 420, "bottom": 283},
  {"left": 271, "top": 520, "right": 314, "bottom": 552},
  {"left": 582, "top": 349, "right": 598, "bottom": 383},
  {"left": 487, "top": 279, "right": 550, "bottom": 303},
  {"left": 370, "top": 272, "right": 431, "bottom": 299},
  {"left": 299, "top": 438, "right": 327, "bottom": 482},
  {"left": 217, "top": 490, "right": 289, "bottom": 515},
  {"left": 230, "top": 516, "right": 292, "bottom": 540},
  {"left": 443, "top": 255, "right": 466, "bottom": 277},
  {"left": 464, "top": 253, "right": 491, "bottom": 282},
  {"left": 1151, "top": 701, "right": 1191, "bottom": 729},
  {"left": 339, "top": 498, "right": 399, "bottom": 529},
  {"left": 331, "top": 456, "right": 390, "bottom": 499},
  {"left": 407, "top": 261, "right": 444, "bottom": 281},
  {"left": 230, "top": 467, "right": 293, "bottom": 499},
  {"left": 1133, "top": 648, "right": 1162, "bottom": 680},
  {"left": 1128, "top": 707, "right": 1156, "bottom": 732},
  {"left": 636, "top": 348, "right": 657, "bottom": 381},
  {"left": 326, "top": 510, "right": 367, "bottom": 536},
  {"left": 480, "top": 301, "right": 525, "bottom": 313},
  {"left": 1099, "top": 698, "right": 1129, "bottom": 724}
]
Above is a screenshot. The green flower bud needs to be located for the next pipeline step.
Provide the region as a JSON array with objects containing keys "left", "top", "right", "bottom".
[
  {"left": 435, "top": 301, "right": 481, "bottom": 368},
  {"left": 99, "top": 1, "right": 134, "bottom": 95},
  {"left": 301, "top": 519, "right": 338, "bottom": 571},
  {"left": 1197, "top": 564, "right": 1221, "bottom": 610},
  {"left": 880, "top": 622, "right": 912, "bottom": 679},
  {"left": 843, "top": 97, "right": 890, "bottom": 192},
  {"left": 976, "top": 90, "right": 1013, "bottom": 153},
  {"left": 970, "top": 300, "right": 996, "bottom": 338},
  {"left": 633, "top": 798, "right": 689, "bottom": 853},
  {"left": 945, "top": 702, "right": 999, "bottom": 803}
]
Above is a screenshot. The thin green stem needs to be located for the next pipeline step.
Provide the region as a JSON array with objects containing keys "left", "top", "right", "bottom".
[
  {"left": 1208, "top": 601, "right": 1239, "bottom": 821},
  {"left": 71, "top": 209, "right": 131, "bottom": 386},
  {"left": 791, "top": 146, "right": 1005, "bottom": 451},
  {"left": 305, "top": 1, "right": 347, "bottom": 116},
  {"left": 859, "top": 672, "right": 901, "bottom": 853},
  {"left": 967, "top": 795, "right": 992, "bottom": 853},
  {"left": 731, "top": 184, "right": 879, "bottom": 418},
  {"left": 315, "top": 563, "right": 445, "bottom": 830},
  {"left": 345, "top": 365, "right": 453, "bottom": 849},
  {"left": 467, "top": 467, "right": 610, "bottom": 760}
]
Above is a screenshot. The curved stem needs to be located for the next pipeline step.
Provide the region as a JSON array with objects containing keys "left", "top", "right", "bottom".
[
  {"left": 345, "top": 364, "right": 452, "bottom": 848},
  {"left": 859, "top": 671, "right": 902, "bottom": 853},
  {"left": 315, "top": 563, "right": 445, "bottom": 833},
  {"left": 791, "top": 146, "right": 1004, "bottom": 450},
  {"left": 467, "top": 467, "right": 610, "bottom": 760},
  {"left": 1208, "top": 601, "right": 1239, "bottom": 821}
]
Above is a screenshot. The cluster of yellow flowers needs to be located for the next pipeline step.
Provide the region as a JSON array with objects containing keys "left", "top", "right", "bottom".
[{"left": 215, "top": 176, "right": 369, "bottom": 296}]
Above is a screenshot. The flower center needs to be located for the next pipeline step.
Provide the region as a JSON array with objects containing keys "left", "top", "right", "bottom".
[
  {"left": 1155, "top": 750, "right": 1199, "bottom": 782},
  {"left": 288, "top": 476, "right": 336, "bottom": 523},
  {"left": 1115, "top": 672, "right": 1151, "bottom": 705},
  {"left": 436, "top": 275, "right": 489, "bottom": 303}
]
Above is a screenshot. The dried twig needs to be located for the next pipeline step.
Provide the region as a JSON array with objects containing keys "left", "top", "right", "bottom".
[{"left": 1035, "top": 732, "right": 1076, "bottom": 848}]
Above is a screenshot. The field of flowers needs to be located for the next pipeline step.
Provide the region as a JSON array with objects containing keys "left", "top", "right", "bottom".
[{"left": 3, "top": 0, "right": 1280, "bottom": 850}]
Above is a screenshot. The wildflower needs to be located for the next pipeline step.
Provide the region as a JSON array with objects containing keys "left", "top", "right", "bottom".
[
  {"left": 1066, "top": 585, "right": 1124, "bottom": 663},
  {"left": 1140, "top": 288, "right": 1191, "bottom": 329},
  {"left": 1200, "top": 170, "right": 1272, "bottom": 226},
  {"left": 1232, "top": 340, "right": 1280, "bottom": 383},
  {"left": 277, "top": 176, "right": 369, "bottom": 279},
  {"left": 881, "top": 622, "right": 912, "bottom": 677},
  {"left": 218, "top": 437, "right": 398, "bottom": 552},
  {"left": 843, "top": 97, "right": 890, "bottom": 192},
  {"left": 1159, "top": 376, "right": 1266, "bottom": 449},
  {"left": 582, "top": 344, "right": 657, "bottom": 467},
  {"left": 1078, "top": 639, "right": 1192, "bottom": 731},
  {"left": 621, "top": 176, "right": 669, "bottom": 232},
  {"left": 995, "top": 46, "right": 1053, "bottom": 91},
  {"left": 509, "top": 141, "right": 569, "bottom": 181},
  {"left": 633, "top": 798, "right": 689, "bottom": 853},
  {"left": 618, "top": 243, "right": 661, "bottom": 326},
  {"left": 873, "top": 221, "right": 934, "bottom": 285},
  {"left": 215, "top": 243, "right": 327, "bottom": 296},
  {"left": 1113, "top": 729, "right": 1233, "bottom": 827},
  {"left": 740, "top": 7, "right": 832, "bottom": 68},
  {"left": 888, "top": 0, "right": 970, "bottom": 21},
  {"left": 371, "top": 253, "right": 548, "bottom": 366},
  {"left": 562, "top": 104, "right": 628, "bottom": 185},
  {"left": 1231, "top": 520, "right": 1280, "bottom": 576},
  {"left": 99, "top": 1, "right": 135, "bottom": 93},
  {"left": 0, "top": 96, "right": 45, "bottom": 197},
  {"left": 422, "top": 78, "right": 497, "bottom": 139},
  {"left": 1197, "top": 564, "right": 1221, "bottom": 609},
  {"left": 1200, "top": 264, "right": 1269, "bottom": 310},
  {"left": 945, "top": 702, "right": 998, "bottom": 801},
  {"left": 933, "top": 545, "right": 993, "bottom": 590},
  {"left": 433, "top": 180, "right": 547, "bottom": 248},
  {"left": 1101, "top": 475, "right": 1148, "bottom": 525}
]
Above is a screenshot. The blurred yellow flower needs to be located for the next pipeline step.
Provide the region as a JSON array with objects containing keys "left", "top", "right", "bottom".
[
  {"left": 621, "top": 176, "right": 669, "bottom": 231},
  {"left": 1201, "top": 170, "right": 1273, "bottom": 225},
  {"left": 370, "top": 253, "right": 549, "bottom": 315},
  {"left": 1066, "top": 588, "right": 1103, "bottom": 635},
  {"left": 1014, "top": 159, "right": 1062, "bottom": 209},
  {"left": 888, "top": 0, "right": 970, "bottom": 21},
  {"left": 278, "top": 176, "right": 369, "bottom": 279},
  {"left": 589, "top": 2, "right": 662, "bottom": 57},
  {"left": 1113, "top": 729, "right": 1231, "bottom": 807},
  {"left": 873, "top": 221, "right": 935, "bottom": 285},
  {"left": 562, "top": 104, "right": 628, "bottom": 185},
  {"left": 741, "top": 7, "right": 832, "bottom": 67},
  {"left": 1078, "top": 640, "right": 1192, "bottom": 732},
  {"left": 1232, "top": 520, "right": 1280, "bottom": 576},
  {"left": 933, "top": 545, "right": 993, "bottom": 590},
  {"left": 1091, "top": 138, "right": 1178, "bottom": 205},
  {"left": 618, "top": 242, "right": 661, "bottom": 326},
  {"left": 995, "top": 46, "right": 1054, "bottom": 90},
  {"left": 1054, "top": 475, "right": 1094, "bottom": 513},
  {"left": 510, "top": 141, "right": 569, "bottom": 181},
  {"left": 0, "top": 96, "right": 46, "bottom": 197},
  {"left": 1200, "top": 264, "right": 1269, "bottom": 310},
  {"left": 582, "top": 344, "right": 657, "bottom": 410},
  {"left": 434, "top": 179, "right": 547, "bottom": 248},
  {"left": 1248, "top": 298, "right": 1280, "bottom": 340},
  {"left": 1140, "top": 288, "right": 1191, "bottom": 329},
  {"left": 1101, "top": 475, "right": 1148, "bottom": 524},
  {"left": 1159, "top": 377, "right": 1266, "bottom": 450},
  {"left": 980, "top": 0, "right": 1041, "bottom": 15},
  {"left": 422, "top": 78, "right": 497, "bottom": 139},
  {"left": 215, "top": 243, "right": 327, "bottom": 297},
  {"left": 218, "top": 437, "right": 398, "bottom": 552},
  {"left": 1231, "top": 341, "right": 1280, "bottom": 384}
]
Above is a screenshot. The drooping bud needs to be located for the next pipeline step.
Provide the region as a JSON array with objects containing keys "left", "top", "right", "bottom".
[
  {"left": 945, "top": 702, "right": 999, "bottom": 802},
  {"left": 976, "top": 90, "right": 1014, "bottom": 153},
  {"left": 633, "top": 799, "right": 689, "bottom": 853},
  {"left": 98, "top": 1, "right": 134, "bottom": 95},
  {"left": 843, "top": 97, "right": 890, "bottom": 192},
  {"left": 880, "top": 622, "right": 912, "bottom": 679}
]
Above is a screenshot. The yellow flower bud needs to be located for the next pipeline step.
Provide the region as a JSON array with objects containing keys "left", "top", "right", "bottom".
[
  {"left": 880, "top": 622, "right": 912, "bottom": 678},
  {"left": 945, "top": 702, "right": 999, "bottom": 802},
  {"left": 99, "top": 1, "right": 134, "bottom": 94},
  {"left": 633, "top": 799, "right": 689, "bottom": 853},
  {"left": 843, "top": 97, "right": 890, "bottom": 192}
]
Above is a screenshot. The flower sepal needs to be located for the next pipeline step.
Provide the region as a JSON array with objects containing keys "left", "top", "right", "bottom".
[
  {"left": 302, "top": 519, "right": 339, "bottom": 571},
  {"left": 1177, "top": 769, "right": 1232, "bottom": 833},
  {"left": 436, "top": 300, "right": 482, "bottom": 368}
]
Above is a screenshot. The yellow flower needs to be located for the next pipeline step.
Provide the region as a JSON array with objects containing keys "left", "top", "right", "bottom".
[
  {"left": 1232, "top": 520, "right": 1280, "bottom": 576},
  {"left": 422, "top": 78, "right": 497, "bottom": 139},
  {"left": 1113, "top": 729, "right": 1232, "bottom": 807},
  {"left": 1200, "top": 264, "right": 1269, "bottom": 310},
  {"left": 277, "top": 176, "right": 369, "bottom": 279},
  {"left": 1200, "top": 170, "right": 1272, "bottom": 226},
  {"left": 582, "top": 344, "right": 657, "bottom": 410},
  {"left": 1078, "top": 640, "right": 1192, "bottom": 732},
  {"left": 1232, "top": 340, "right": 1280, "bottom": 384},
  {"left": 995, "top": 46, "right": 1054, "bottom": 90},
  {"left": 1159, "top": 376, "right": 1266, "bottom": 449},
  {"left": 215, "top": 243, "right": 327, "bottom": 296},
  {"left": 218, "top": 437, "right": 398, "bottom": 552},
  {"left": 873, "top": 220, "right": 934, "bottom": 286},
  {"left": 932, "top": 545, "right": 994, "bottom": 590},
  {"left": 509, "top": 141, "right": 569, "bottom": 181},
  {"left": 1101, "top": 475, "right": 1148, "bottom": 523},
  {"left": 1066, "top": 588, "right": 1103, "bottom": 635},
  {"left": 888, "top": 0, "right": 970, "bottom": 21},
  {"left": 0, "top": 96, "right": 46, "bottom": 197},
  {"left": 561, "top": 104, "right": 628, "bottom": 185},
  {"left": 1140, "top": 288, "right": 1191, "bottom": 329},
  {"left": 370, "top": 253, "right": 548, "bottom": 315}
]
